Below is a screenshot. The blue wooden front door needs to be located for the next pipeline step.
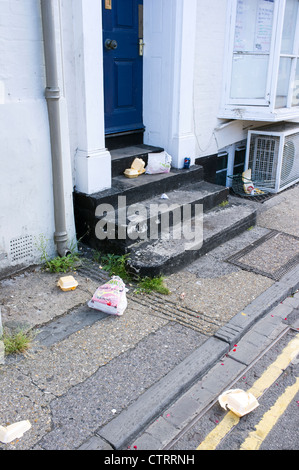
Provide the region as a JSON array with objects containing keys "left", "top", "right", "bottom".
[{"left": 102, "top": 0, "right": 144, "bottom": 135}]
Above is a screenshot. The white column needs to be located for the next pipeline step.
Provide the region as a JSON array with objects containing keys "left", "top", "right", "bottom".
[
  {"left": 143, "top": 0, "right": 197, "bottom": 168},
  {"left": 169, "top": 0, "right": 197, "bottom": 168},
  {"left": 73, "top": 0, "right": 111, "bottom": 194}
]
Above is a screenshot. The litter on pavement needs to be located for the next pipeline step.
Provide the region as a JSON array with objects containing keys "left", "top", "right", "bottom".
[
  {"left": 218, "top": 389, "right": 259, "bottom": 417},
  {"left": 0, "top": 420, "right": 31, "bottom": 444},
  {"left": 57, "top": 275, "right": 78, "bottom": 291},
  {"left": 88, "top": 276, "right": 128, "bottom": 316}
]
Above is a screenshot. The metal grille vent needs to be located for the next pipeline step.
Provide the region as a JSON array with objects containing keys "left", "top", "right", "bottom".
[
  {"left": 249, "top": 135, "right": 279, "bottom": 189},
  {"left": 10, "top": 235, "right": 33, "bottom": 262}
]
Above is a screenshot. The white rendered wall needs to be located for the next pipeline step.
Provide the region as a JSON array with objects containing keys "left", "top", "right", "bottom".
[
  {"left": 193, "top": 0, "right": 234, "bottom": 158},
  {"left": 0, "top": 0, "right": 76, "bottom": 276},
  {"left": 143, "top": 0, "right": 197, "bottom": 168},
  {"left": 193, "top": 0, "right": 281, "bottom": 159},
  {"left": 142, "top": 0, "right": 257, "bottom": 166}
]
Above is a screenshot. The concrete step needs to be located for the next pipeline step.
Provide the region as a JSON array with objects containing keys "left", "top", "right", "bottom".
[
  {"left": 73, "top": 166, "right": 205, "bottom": 243},
  {"left": 74, "top": 165, "right": 204, "bottom": 210},
  {"left": 94, "top": 181, "right": 229, "bottom": 253},
  {"left": 126, "top": 202, "right": 257, "bottom": 277},
  {"left": 110, "top": 144, "right": 164, "bottom": 177}
]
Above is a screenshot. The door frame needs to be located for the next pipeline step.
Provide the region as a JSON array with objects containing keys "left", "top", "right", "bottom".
[
  {"left": 72, "top": 0, "right": 198, "bottom": 194},
  {"left": 102, "top": 0, "right": 144, "bottom": 137}
]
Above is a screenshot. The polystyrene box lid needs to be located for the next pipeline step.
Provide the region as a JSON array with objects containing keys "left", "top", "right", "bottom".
[
  {"left": 57, "top": 276, "right": 78, "bottom": 291},
  {"left": 218, "top": 389, "right": 259, "bottom": 417},
  {"left": 131, "top": 158, "right": 145, "bottom": 172}
]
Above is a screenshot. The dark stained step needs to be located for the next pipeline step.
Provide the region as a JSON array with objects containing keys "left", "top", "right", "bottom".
[
  {"left": 126, "top": 202, "right": 257, "bottom": 278},
  {"left": 93, "top": 181, "right": 229, "bottom": 253},
  {"left": 111, "top": 144, "right": 164, "bottom": 177},
  {"left": 105, "top": 128, "right": 145, "bottom": 151},
  {"left": 74, "top": 165, "right": 204, "bottom": 212}
]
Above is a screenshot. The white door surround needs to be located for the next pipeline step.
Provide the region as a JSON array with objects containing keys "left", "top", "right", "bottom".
[
  {"left": 73, "top": 0, "right": 198, "bottom": 194},
  {"left": 72, "top": 0, "right": 112, "bottom": 195},
  {"left": 143, "top": 0, "right": 198, "bottom": 169}
]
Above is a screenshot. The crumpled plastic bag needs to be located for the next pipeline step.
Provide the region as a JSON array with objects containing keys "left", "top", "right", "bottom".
[
  {"left": 88, "top": 276, "right": 128, "bottom": 316},
  {"left": 145, "top": 151, "right": 172, "bottom": 174},
  {"left": 218, "top": 388, "right": 259, "bottom": 417}
]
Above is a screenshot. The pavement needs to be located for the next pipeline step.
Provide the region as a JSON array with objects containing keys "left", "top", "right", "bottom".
[{"left": 0, "top": 185, "right": 299, "bottom": 450}]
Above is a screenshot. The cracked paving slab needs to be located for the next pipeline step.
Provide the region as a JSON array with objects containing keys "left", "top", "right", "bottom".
[
  {"left": 36, "top": 322, "right": 206, "bottom": 450},
  {"left": 0, "top": 300, "right": 169, "bottom": 450},
  {"left": 257, "top": 185, "right": 299, "bottom": 238},
  {"left": 0, "top": 269, "right": 100, "bottom": 330},
  {"left": 162, "top": 270, "right": 274, "bottom": 327},
  {"left": 0, "top": 366, "right": 54, "bottom": 450}
]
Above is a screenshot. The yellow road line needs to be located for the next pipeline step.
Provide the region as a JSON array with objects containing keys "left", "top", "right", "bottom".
[
  {"left": 197, "top": 333, "right": 299, "bottom": 450},
  {"left": 240, "top": 377, "right": 299, "bottom": 450}
]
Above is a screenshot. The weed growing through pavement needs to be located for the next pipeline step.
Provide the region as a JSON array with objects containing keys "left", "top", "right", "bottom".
[
  {"left": 135, "top": 276, "right": 170, "bottom": 295},
  {"left": 94, "top": 251, "right": 170, "bottom": 295},
  {"left": 43, "top": 253, "right": 81, "bottom": 273},
  {"left": 36, "top": 235, "right": 81, "bottom": 273},
  {"left": 219, "top": 200, "right": 229, "bottom": 207},
  {"left": 95, "top": 252, "right": 131, "bottom": 281},
  {"left": 1, "top": 329, "right": 36, "bottom": 356}
]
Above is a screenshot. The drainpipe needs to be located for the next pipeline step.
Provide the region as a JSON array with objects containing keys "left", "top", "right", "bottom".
[{"left": 40, "top": 0, "right": 70, "bottom": 257}]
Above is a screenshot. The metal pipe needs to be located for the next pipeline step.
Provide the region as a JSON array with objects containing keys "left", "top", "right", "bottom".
[{"left": 40, "top": 0, "right": 70, "bottom": 257}]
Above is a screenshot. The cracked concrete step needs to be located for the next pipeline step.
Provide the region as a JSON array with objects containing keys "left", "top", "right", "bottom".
[
  {"left": 127, "top": 202, "right": 257, "bottom": 277},
  {"left": 74, "top": 165, "right": 205, "bottom": 248},
  {"left": 95, "top": 181, "right": 229, "bottom": 253}
]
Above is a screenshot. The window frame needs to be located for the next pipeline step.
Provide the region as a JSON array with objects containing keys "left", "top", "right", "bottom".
[{"left": 220, "top": 0, "right": 299, "bottom": 121}]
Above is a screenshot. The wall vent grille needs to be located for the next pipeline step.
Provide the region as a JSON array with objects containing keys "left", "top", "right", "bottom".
[{"left": 10, "top": 235, "right": 33, "bottom": 262}]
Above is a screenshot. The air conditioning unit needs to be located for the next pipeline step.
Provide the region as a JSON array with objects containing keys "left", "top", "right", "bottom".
[{"left": 244, "top": 123, "right": 299, "bottom": 193}]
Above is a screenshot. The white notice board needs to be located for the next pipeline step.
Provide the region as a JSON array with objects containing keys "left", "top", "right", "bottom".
[{"left": 234, "top": 0, "right": 274, "bottom": 53}]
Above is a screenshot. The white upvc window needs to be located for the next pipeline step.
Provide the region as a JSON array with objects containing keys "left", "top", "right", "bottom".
[{"left": 220, "top": 0, "right": 299, "bottom": 121}]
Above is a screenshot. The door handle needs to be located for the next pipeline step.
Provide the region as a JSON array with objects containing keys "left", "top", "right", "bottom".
[
  {"left": 105, "top": 39, "right": 118, "bottom": 50},
  {"left": 139, "top": 38, "right": 145, "bottom": 56}
]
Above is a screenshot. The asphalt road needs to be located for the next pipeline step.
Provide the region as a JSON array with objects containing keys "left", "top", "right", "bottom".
[{"left": 169, "top": 329, "right": 299, "bottom": 451}]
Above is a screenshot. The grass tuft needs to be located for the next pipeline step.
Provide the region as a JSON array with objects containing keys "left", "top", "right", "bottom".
[
  {"left": 136, "top": 276, "right": 170, "bottom": 295},
  {"left": 43, "top": 253, "right": 81, "bottom": 273},
  {"left": 1, "top": 329, "right": 35, "bottom": 356},
  {"left": 93, "top": 251, "right": 171, "bottom": 295}
]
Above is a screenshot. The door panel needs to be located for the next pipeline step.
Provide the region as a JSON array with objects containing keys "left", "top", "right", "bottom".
[{"left": 102, "top": 0, "right": 144, "bottom": 135}]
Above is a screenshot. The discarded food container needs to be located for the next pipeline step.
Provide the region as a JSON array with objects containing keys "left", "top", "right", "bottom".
[
  {"left": 124, "top": 168, "right": 139, "bottom": 178},
  {"left": 124, "top": 158, "right": 146, "bottom": 178},
  {"left": 131, "top": 158, "right": 145, "bottom": 173},
  {"left": 88, "top": 276, "right": 128, "bottom": 316},
  {"left": 218, "top": 389, "right": 259, "bottom": 417},
  {"left": 57, "top": 275, "right": 78, "bottom": 291},
  {"left": 0, "top": 420, "right": 31, "bottom": 444}
]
